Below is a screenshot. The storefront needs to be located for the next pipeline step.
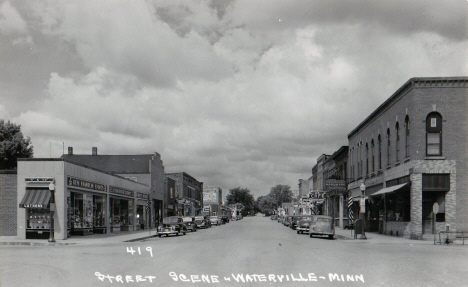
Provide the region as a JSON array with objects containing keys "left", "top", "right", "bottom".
[{"left": 17, "top": 159, "right": 149, "bottom": 240}]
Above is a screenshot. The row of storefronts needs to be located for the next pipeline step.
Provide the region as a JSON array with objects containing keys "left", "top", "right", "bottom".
[
  {"left": 305, "top": 77, "right": 467, "bottom": 239},
  {"left": 17, "top": 159, "right": 150, "bottom": 240}
]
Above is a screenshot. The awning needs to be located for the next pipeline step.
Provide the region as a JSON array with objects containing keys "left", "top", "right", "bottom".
[
  {"left": 19, "top": 189, "right": 51, "bottom": 208},
  {"left": 370, "top": 183, "right": 409, "bottom": 197}
]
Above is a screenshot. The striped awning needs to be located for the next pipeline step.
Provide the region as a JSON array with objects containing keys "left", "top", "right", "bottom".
[{"left": 19, "top": 189, "right": 51, "bottom": 208}]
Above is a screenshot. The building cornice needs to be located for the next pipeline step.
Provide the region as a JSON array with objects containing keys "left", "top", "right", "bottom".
[{"left": 347, "top": 77, "right": 468, "bottom": 140}]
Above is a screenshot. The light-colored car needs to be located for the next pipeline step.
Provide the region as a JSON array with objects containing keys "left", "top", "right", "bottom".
[
  {"left": 194, "top": 216, "right": 211, "bottom": 229},
  {"left": 157, "top": 216, "right": 187, "bottom": 237},
  {"left": 182, "top": 217, "right": 197, "bottom": 232},
  {"left": 308, "top": 215, "right": 335, "bottom": 239},
  {"left": 209, "top": 216, "right": 222, "bottom": 226},
  {"left": 296, "top": 215, "right": 314, "bottom": 234}
]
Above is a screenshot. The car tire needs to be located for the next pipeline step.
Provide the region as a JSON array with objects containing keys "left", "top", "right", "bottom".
[
  {"left": 309, "top": 233, "right": 313, "bottom": 238},
  {"left": 165, "top": 234, "right": 168, "bottom": 237},
  {"left": 158, "top": 235, "right": 161, "bottom": 238},
  {"left": 328, "top": 235, "right": 334, "bottom": 240},
  {"left": 297, "top": 230, "right": 300, "bottom": 234},
  {"left": 183, "top": 232, "right": 186, "bottom": 235},
  {"left": 176, "top": 233, "right": 179, "bottom": 236}
]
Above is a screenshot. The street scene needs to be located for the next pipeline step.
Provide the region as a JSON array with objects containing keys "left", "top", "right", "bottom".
[
  {"left": 1, "top": 1, "right": 468, "bottom": 287},
  {"left": 2, "top": 215, "right": 467, "bottom": 287}
]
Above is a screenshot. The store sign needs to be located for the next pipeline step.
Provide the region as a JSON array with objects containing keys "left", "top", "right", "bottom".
[
  {"left": 109, "top": 186, "right": 134, "bottom": 197},
  {"left": 203, "top": 190, "right": 218, "bottom": 204},
  {"left": 68, "top": 177, "right": 106, "bottom": 192},
  {"left": 137, "top": 192, "right": 149, "bottom": 200},
  {"left": 203, "top": 206, "right": 211, "bottom": 212},
  {"left": 25, "top": 177, "right": 55, "bottom": 183},
  {"left": 325, "top": 179, "right": 346, "bottom": 191}
]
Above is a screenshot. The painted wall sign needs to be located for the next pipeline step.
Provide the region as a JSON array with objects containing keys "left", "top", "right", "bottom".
[
  {"left": 203, "top": 190, "right": 218, "bottom": 204},
  {"left": 68, "top": 177, "right": 106, "bottom": 192},
  {"left": 325, "top": 179, "right": 346, "bottom": 191}
]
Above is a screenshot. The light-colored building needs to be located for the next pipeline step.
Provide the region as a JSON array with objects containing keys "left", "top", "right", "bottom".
[{"left": 203, "top": 187, "right": 222, "bottom": 216}]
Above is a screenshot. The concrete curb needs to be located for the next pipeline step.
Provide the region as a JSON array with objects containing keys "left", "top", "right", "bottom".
[{"left": 0, "top": 241, "right": 76, "bottom": 246}]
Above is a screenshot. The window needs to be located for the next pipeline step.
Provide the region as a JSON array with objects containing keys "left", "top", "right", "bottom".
[
  {"left": 170, "top": 187, "right": 174, "bottom": 199},
  {"left": 387, "top": 128, "right": 391, "bottom": 166},
  {"left": 426, "top": 112, "right": 442, "bottom": 156},
  {"left": 378, "top": 135, "right": 382, "bottom": 170},
  {"left": 371, "top": 139, "right": 375, "bottom": 173},
  {"left": 405, "top": 116, "right": 410, "bottom": 158},
  {"left": 395, "top": 122, "right": 400, "bottom": 162},
  {"left": 365, "top": 143, "right": 369, "bottom": 176}
]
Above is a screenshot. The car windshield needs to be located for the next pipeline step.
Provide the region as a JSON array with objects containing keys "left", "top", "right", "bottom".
[
  {"left": 299, "top": 216, "right": 313, "bottom": 220},
  {"left": 210, "top": 216, "right": 218, "bottom": 219},
  {"left": 316, "top": 218, "right": 331, "bottom": 222}
]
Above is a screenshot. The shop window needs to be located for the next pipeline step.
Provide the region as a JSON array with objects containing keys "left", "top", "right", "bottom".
[
  {"left": 385, "top": 192, "right": 411, "bottom": 222},
  {"left": 405, "top": 116, "right": 410, "bottom": 158},
  {"left": 426, "top": 112, "right": 442, "bottom": 156}
]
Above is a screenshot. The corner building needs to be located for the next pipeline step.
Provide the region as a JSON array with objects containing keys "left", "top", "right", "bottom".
[{"left": 347, "top": 77, "right": 468, "bottom": 239}]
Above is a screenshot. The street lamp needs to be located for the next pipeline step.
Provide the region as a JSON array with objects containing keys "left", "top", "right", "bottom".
[
  {"left": 359, "top": 182, "right": 367, "bottom": 239},
  {"left": 48, "top": 182, "right": 56, "bottom": 243}
]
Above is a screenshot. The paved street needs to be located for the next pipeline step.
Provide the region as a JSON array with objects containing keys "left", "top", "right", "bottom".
[{"left": 1, "top": 215, "right": 467, "bottom": 287}]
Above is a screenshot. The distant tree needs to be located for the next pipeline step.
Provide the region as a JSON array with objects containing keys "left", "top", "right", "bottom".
[
  {"left": 256, "top": 195, "right": 277, "bottom": 215},
  {"left": 226, "top": 187, "right": 255, "bottom": 216},
  {"left": 0, "top": 120, "right": 33, "bottom": 169},
  {"left": 268, "top": 184, "right": 293, "bottom": 206}
]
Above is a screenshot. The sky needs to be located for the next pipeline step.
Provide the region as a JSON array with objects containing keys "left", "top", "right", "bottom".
[{"left": 1, "top": 0, "right": 467, "bottom": 199}]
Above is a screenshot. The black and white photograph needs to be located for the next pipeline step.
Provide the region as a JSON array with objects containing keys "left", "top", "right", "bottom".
[{"left": 0, "top": 0, "right": 467, "bottom": 286}]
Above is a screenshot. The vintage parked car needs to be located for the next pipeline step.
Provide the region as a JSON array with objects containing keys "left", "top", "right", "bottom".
[
  {"left": 270, "top": 214, "right": 278, "bottom": 220},
  {"left": 308, "top": 215, "right": 335, "bottom": 239},
  {"left": 194, "top": 216, "right": 211, "bottom": 229},
  {"left": 209, "top": 216, "right": 222, "bottom": 226},
  {"left": 290, "top": 215, "right": 302, "bottom": 230},
  {"left": 156, "top": 216, "right": 187, "bottom": 237},
  {"left": 296, "top": 215, "right": 315, "bottom": 234},
  {"left": 283, "top": 215, "right": 294, "bottom": 227},
  {"left": 182, "top": 216, "right": 197, "bottom": 232}
]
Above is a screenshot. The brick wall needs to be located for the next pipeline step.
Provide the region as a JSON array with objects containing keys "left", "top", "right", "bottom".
[{"left": 0, "top": 171, "right": 17, "bottom": 236}]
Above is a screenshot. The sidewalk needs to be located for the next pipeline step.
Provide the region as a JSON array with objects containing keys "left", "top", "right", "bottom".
[
  {"left": 0, "top": 229, "right": 158, "bottom": 246},
  {"left": 334, "top": 227, "right": 442, "bottom": 245}
]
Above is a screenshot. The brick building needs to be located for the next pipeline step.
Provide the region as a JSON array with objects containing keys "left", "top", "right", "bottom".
[
  {"left": 347, "top": 77, "right": 468, "bottom": 239},
  {"left": 202, "top": 187, "right": 222, "bottom": 216},
  {"left": 165, "top": 172, "right": 203, "bottom": 216},
  {"left": 0, "top": 170, "right": 17, "bottom": 236}
]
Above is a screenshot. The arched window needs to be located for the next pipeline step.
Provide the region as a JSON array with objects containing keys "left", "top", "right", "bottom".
[
  {"left": 395, "top": 122, "right": 400, "bottom": 162},
  {"left": 426, "top": 112, "right": 442, "bottom": 156},
  {"left": 378, "top": 135, "right": 382, "bottom": 170},
  {"left": 387, "top": 128, "right": 391, "bottom": 166},
  {"left": 405, "top": 116, "right": 410, "bottom": 158},
  {"left": 365, "top": 143, "right": 369, "bottom": 176},
  {"left": 371, "top": 139, "right": 375, "bottom": 173}
]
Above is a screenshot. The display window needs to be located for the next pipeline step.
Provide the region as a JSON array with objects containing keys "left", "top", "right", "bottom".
[
  {"left": 70, "top": 192, "right": 95, "bottom": 235},
  {"left": 110, "top": 198, "right": 134, "bottom": 232},
  {"left": 26, "top": 209, "right": 51, "bottom": 239},
  {"left": 93, "top": 195, "right": 106, "bottom": 233}
]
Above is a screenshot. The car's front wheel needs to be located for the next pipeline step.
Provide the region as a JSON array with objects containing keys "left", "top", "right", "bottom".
[
  {"left": 158, "top": 235, "right": 161, "bottom": 238},
  {"left": 309, "top": 233, "right": 313, "bottom": 238},
  {"left": 328, "top": 235, "right": 334, "bottom": 240}
]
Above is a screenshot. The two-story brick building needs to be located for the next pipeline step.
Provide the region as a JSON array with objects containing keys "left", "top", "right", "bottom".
[
  {"left": 347, "top": 77, "right": 468, "bottom": 239},
  {"left": 165, "top": 172, "right": 203, "bottom": 216}
]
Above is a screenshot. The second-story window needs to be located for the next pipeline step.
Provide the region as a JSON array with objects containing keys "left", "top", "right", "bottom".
[
  {"left": 365, "top": 143, "right": 369, "bottom": 176},
  {"left": 396, "top": 122, "right": 400, "bottom": 162},
  {"left": 371, "top": 139, "right": 375, "bottom": 173},
  {"left": 378, "top": 135, "right": 382, "bottom": 170},
  {"left": 426, "top": 112, "right": 442, "bottom": 156},
  {"left": 405, "top": 116, "right": 410, "bottom": 158},
  {"left": 387, "top": 128, "right": 391, "bottom": 166}
]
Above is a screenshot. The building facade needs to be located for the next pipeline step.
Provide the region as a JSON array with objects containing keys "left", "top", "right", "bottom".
[
  {"left": 17, "top": 158, "right": 149, "bottom": 240},
  {"left": 323, "top": 146, "right": 349, "bottom": 228},
  {"left": 0, "top": 170, "right": 17, "bottom": 236},
  {"left": 62, "top": 148, "right": 165, "bottom": 228},
  {"left": 165, "top": 172, "right": 203, "bottom": 216},
  {"left": 347, "top": 77, "right": 468, "bottom": 239}
]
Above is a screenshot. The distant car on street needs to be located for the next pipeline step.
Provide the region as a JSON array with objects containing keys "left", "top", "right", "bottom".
[
  {"left": 221, "top": 215, "right": 230, "bottom": 224},
  {"left": 209, "top": 216, "right": 222, "bottom": 226},
  {"left": 157, "top": 216, "right": 187, "bottom": 237},
  {"left": 308, "top": 215, "right": 335, "bottom": 239},
  {"left": 194, "top": 216, "right": 211, "bottom": 229},
  {"left": 182, "top": 217, "right": 197, "bottom": 232}
]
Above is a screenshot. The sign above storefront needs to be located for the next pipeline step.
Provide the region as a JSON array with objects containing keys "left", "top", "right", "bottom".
[
  {"left": 137, "top": 192, "right": 149, "bottom": 200},
  {"left": 325, "top": 179, "right": 346, "bottom": 191},
  {"left": 25, "top": 177, "right": 54, "bottom": 183},
  {"left": 68, "top": 177, "right": 106, "bottom": 192},
  {"left": 109, "top": 186, "right": 134, "bottom": 197}
]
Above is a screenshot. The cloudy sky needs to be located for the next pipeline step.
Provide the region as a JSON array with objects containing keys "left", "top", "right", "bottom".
[{"left": 1, "top": 0, "right": 467, "bottom": 198}]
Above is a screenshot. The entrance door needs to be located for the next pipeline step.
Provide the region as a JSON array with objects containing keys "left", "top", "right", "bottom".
[{"left": 422, "top": 192, "right": 445, "bottom": 234}]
